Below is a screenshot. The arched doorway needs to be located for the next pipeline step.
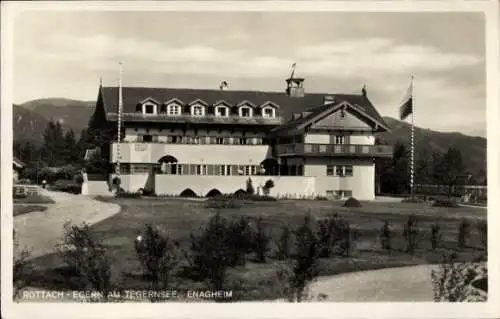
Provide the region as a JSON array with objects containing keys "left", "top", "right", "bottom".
[
  {"left": 158, "top": 155, "right": 179, "bottom": 175},
  {"left": 260, "top": 158, "right": 279, "bottom": 176}
]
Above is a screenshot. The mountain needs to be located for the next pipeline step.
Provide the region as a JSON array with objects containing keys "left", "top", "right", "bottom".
[
  {"left": 377, "top": 117, "right": 486, "bottom": 176},
  {"left": 13, "top": 98, "right": 95, "bottom": 143},
  {"left": 13, "top": 105, "right": 51, "bottom": 145}
]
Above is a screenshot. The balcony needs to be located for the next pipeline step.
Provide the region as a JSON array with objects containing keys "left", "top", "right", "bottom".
[
  {"left": 274, "top": 143, "right": 393, "bottom": 158},
  {"left": 107, "top": 112, "right": 283, "bottom": 126}
]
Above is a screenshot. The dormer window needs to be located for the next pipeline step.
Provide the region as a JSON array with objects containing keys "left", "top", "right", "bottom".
[
  {"left": 143, "top": 102, "right": 157, "bottom": 115},
  {"left": 215, "top": 106, "right": 229, "bottom": 117},
  {"left": 167, "top": 104, "right": 181, "bottom": 116},
  {"left": 262, "top": 107, "right": 275, "bottom": 118},
  {"left": 191, "top": 105, "right": 205, "bottom": 116},
  {"left": 239, "top": 107, "right": 252, "bottom": 118}
]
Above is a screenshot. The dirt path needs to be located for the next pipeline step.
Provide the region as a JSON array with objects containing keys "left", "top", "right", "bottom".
[{"left": 14, "top": 189, "right": 120, "bottom": 259}]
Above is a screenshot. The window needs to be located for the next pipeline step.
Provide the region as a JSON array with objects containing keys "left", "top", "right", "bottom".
[
  {"left": 195, "top": 165, "right": 207, "bottom": 175},
  {"left": 244, "top": 165, "right": 251, "bottom": 176},
  {"left": 142, "top": 135, "right": 153, "bottom": 143},
  {"left": 343, "top": 190, "right": 353, "bottom": 198},
  {"left": 250, "top": 166, "right": 257, "bottom": 175},
  {"left": 192, "top": 105, "right": 204, "bottom": 116},
  {"left": 192, "top": 136, "right": 200, "bottom": 144},
  {"left": 239, "top": 138, "right": 247, "bottom": 145},
  {"left": 326, "top": 165, "right": 335, "bottom": 176},
  {"left": 345, "top": 165, "right": 353, "bottom": 176},
  {"left": 216, "top": 107, "right": 228, "bottom": 117},
  {"left": 131, "top": 164, "right": 151, "bottom": 174},
  {"left": 168, "top": 104, "right": 180, "bottom": 115},
  {"left": 240, "top": 107, "right": 252, "bottom": 117},
  {"left": 144, "top": 103, "right": 156, "bottom": 114},
  {"left": 335, "top": 136, "right": 345, "bottom": 144},
  {"left": 263, "top": 108, "right": 274, "bottom": 118},
  {"left": 172, "top": 136, "right": 183, "bottom": 144},
  {"left": 216, "top": 137, "right": 224, "bottom": 145},
  {"left": 335, "top": 166, "right": 344, "bottom": 176}
]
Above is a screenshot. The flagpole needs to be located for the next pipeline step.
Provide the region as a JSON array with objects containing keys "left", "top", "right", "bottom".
[
  {"left": 116, "top": 62, "right": 123, "bottom": 189},
  {"left": 410, "top": 75, "right": 415, "bottom": 198}
]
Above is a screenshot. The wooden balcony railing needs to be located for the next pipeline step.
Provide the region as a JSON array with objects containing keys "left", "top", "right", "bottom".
[
  {"left": 107, "top": 112, "right": 283, "bottom": 125},
  {"left": 274, "top": 143, "right": 393, "bottom": 158}
]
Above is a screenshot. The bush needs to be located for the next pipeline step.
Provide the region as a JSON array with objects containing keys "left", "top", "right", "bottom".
[
  {"left": 403, "top": 214, "right": 419, "bottom": 254},
  {"left": 316, "top": 214, "right": 352, "bottom": 258},
  {"left": 116, "top": 191, "right": 142, "bottom": 198},
  {"left": 379, "top": 221, "right": 392, "bottom": 252},
  {"left": 279, "top": 214, "right": 320, "bottom": 302},
  {"left": 276, "top": 225, "right": 291, "bottom": 260},
  {"left": 431, "top": 222, "right": 442, "bottom": 251},
  {"left": 246, "top": 178, "right": 255, "bottom": 195},
  {"left": 13, "top": 229, "right": 33, "bottom": 300},
  {"left": 226, "top": 216, "right": 255, "bottom": 266},
  {"left": 343, "top": 197, "right": 361, "bottom": 207},
  {"left": 457, "top": 218, "right": 471, "bottom": 250},
  {"left": 253, "top": 217, "right": 271, "bottom": 263},
  {"left": 50, "top": 179, "right": 82, "bottom": 194},
  {"left": 433, "top": 198, "right": 459, "bottom": 208},
  {"left": 262, "top": 179, "right": 275, "bottom": 196},
  {"left": 431, "top": 251, "right": 487, "bottom": 301},
  {"left": 135, "top": 225, "right": 180, "bottom": 300},
  {"left": 57, "top": 222, "right": 113, "bottom": 300},
  {"left": 314, "top": 195, "right": 328, "bottom": 200},
  {"left": 189, "top": 213, "right": 232, "bottom": 291}
]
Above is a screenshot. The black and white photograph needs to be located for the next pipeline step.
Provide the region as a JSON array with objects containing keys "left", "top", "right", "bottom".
[{"left": 1, "top": 1, "right": 499, "bottom": 319}]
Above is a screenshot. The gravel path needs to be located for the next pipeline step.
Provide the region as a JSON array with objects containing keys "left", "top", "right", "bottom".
[{"left": 14, "top": 189, "right": 120, "bottom": 259}]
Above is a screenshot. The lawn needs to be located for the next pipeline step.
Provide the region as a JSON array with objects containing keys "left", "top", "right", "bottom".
[
  {"left": 13, "top": 194, "right": 54, "bottom": 205},
  {"left": 22, "top": 197, "right": 487, "bottom": 301},
  {"left": 13, "top": 205, "right": 48, "bottom": 216}
]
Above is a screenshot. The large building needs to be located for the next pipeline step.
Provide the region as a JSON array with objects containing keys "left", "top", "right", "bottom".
[{"left": 87, "top": 75, "right": 392, "bottom": 200}]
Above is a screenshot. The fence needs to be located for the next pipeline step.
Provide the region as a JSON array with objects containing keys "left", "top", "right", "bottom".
[{"left": 414, "top": 184, "right": 487, "bottom": 200}]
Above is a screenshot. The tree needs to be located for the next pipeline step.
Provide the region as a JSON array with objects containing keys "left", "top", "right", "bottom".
[
  {"left": 63, "top": 129, "right": 78, "bottom": 163},
  {"left": 41, "top": 121, "right": 66, "bottom": 166},
  {"left": 379, "top": 141, "right": 409, "bottom": 194},
  {"left": 434, "top": 147, "right": 465, "bottom": 197}
]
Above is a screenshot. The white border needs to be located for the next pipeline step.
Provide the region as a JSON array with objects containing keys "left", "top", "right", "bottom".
[{"left": 1, "top": 1, "right": 499, "bottom": 319}]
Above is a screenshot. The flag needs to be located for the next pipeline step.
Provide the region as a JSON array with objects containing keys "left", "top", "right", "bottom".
[{"left": 399, "top": 78, "right": 413, "bottom": 120}]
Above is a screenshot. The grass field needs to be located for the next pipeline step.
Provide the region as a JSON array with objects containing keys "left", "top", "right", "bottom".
[
  {"left": 13, "top": 194, "right": 54, "bottom": 205},
  {"left": 23, "top": 197, "right": 487, "bottom": 301},
  {"left": 13, "top": 205, "right": 48, "bottom": 216}
]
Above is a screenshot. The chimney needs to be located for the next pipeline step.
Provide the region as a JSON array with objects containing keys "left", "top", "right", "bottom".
[{"left": 361, "top": 84, "right": 367, "bottom": 97}]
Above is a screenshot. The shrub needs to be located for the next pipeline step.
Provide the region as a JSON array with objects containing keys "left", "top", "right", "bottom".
[
  {"left": 279, "top": 214, "right": 320, "bottom": 302},
  {"left": 116, "top": 191, "right": 142, "bottom": 198},
  {"left": 477, "top": 220, "right": 487, "bottom": 250},
  {"left": 403, "top": 214, "right": 419, "bottom": 254},
  {"left": 316, "top": 214, "right": 352, "bottom": 258},
  {"left": 13, "top": 229, "right": 33, "bottom": 300},
  {"left": 233, "top": 189, "right": 246, "bottom": 197},
  {"left": 74, "top": 174, "right": 84, "bottom": 185},
  {"left": 431, "top": 222, "right": 442, "bottom": 251},
  {"left": 226, "top": 216, "right": 255, "bottom": 266},
  {"left": 343, "top": 197, "right": 361, "bottom": 207},
  {"left": 253, "top": 217, "right": 271, "bottom": 263},
  {"left": 314, "top": 195, "right": 328, "bottom": 201},
  {"left": 262, "top": 179, "right": 275, "bottom": 196},
  {"left": 276, "top": 225, "right": 291, "bottom": 260},
  {"left": 246, "top": 178, "right": 255, "bottom": 195},
  {"left": 457, "top": 218, "right": 471, "bottom": 250},
  {"left": 189, "top": 213, "right": 232, "bottom": 291},
  {"left": 431, "top": 251, "right": 487, "bottom": 301},
  {"left": 135, "top": 225, "right": 180, "bottom": 300},
  {"left": 433, "top": 198, "right": 459, "bottom": 208},
  {"left": 50, "top": 180, "right": 82, "bottom": 194},
  {"left": 57, "top": 222, "right": 113, "bottom": 300},
  {"left": 379, "top": 221, "right": 392, "bottom": 252}
]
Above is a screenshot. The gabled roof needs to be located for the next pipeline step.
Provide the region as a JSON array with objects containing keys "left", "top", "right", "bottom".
[
  {"left": 188, "top": 98, "right": 209, "bottom": 107},
  {"left": 260, "top": 101, "right": 280, "bottom": 109},
  {"left": 164, "top": 98, "right": 184, "bottom": 105},
  {"left": 99, "top": 86, "right": 389, "bottom": 130},
  {"left": 138, "top": 97, "right": 161, "bottom": 105},
  {"left": 271, "top": 100, "right": 390, "bottom": 135}
]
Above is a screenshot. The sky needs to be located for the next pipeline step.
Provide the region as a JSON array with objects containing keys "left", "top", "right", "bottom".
[{"left": 12, "top": 11, "right": 486, "bottom": 137}]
